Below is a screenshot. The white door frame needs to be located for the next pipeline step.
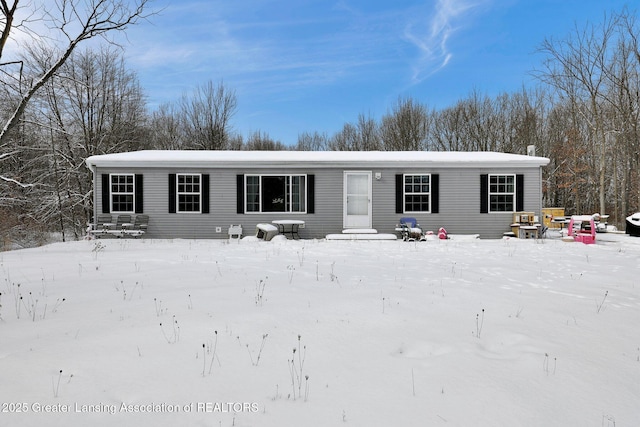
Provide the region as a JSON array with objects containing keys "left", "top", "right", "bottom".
[{"left": 343, "top": 171, "right": 372, "bottom": 229}]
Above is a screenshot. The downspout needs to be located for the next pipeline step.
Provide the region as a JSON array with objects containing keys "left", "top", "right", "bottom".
[
  {"left": 539, "top": 166, "right": 544, "bottom": 216},
  {"left": 87, "top": 161, "right": 98, "bottom": 233}
]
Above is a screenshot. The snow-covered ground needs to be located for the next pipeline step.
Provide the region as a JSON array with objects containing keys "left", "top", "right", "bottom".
[{"left": 1, "top": 232, "right": 638, "bottom": 427}]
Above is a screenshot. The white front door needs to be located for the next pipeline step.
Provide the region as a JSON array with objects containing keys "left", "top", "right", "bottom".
[{"left": 343, "top": 171, "right": 372, "bottom": 229}]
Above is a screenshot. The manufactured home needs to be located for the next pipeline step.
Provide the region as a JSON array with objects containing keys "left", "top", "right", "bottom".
[{"left": 85, "top": 150, "right": 550, "bottom": 239}]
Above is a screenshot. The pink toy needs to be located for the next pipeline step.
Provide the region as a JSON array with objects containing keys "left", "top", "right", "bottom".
[
  {"left": 567, "top": 215, "right": 596, "bottom": 244},
  {"left": 438, "top": 227, "right": 448, "bottom": 240}
]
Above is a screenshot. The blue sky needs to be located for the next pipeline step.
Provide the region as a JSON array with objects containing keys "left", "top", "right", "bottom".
[{"left": 124, "top": 0, "right": 633, "bottom": 145}]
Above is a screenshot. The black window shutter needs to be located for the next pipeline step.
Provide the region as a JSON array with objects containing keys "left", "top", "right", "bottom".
[
  {"left": 395, "top": 174, "right": 403, "bottom": 214},
  {"left": 236, "top": 175, "right": 244, "bottom": 214},
  {"left": 480, "top": 174, "right": 488, "bottom": 213},
  {"left": 202, "top": 174, "right": 210, "bottom": 214},
  {"left": 134, "top": 174, "right": 144, "bottom": 213},
  {"left": 168, "top": 174, "right": 176, "bottom": 213},
  {"left": 101, "top": 174, "right": 110, "bottom": 214},
  {"left": 516, "top": 174, "right": 524, "bottom": 211},
  {"left": 431, "top": 174, "right": 439, "bottom": 214},
  {"left": 307, "top": 174, "right": 315, "bottom": 213}
]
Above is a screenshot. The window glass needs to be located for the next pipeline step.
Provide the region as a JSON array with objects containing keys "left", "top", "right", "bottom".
[
  {"left": 403, "top": 174, "right": 430, "bottom": 212},
  {"left": 177, "top": 174, "right": 201, "bottom": 212},
  {"left": 111, "top": 174, "right": 134, "bottom": 212},
  {"left": 290, "top": 175, "right": 306, "bottom": 212},
  {"left": 246, "top": 176, "right": 260, "bottom": 212},
  {"left": 245, "top": 175, "right": 306, "bottom": 213},
  {"left": 262, "top": 176, "right": 286, "bottom": 212},
  {"left": 489, "top": 175, "right": 515, "bottom": 212},
  {"left": 346, "top": 174, "right": 368, "bottom": 215}
]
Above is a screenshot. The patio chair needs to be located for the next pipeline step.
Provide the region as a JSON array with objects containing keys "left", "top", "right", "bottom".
[
  {"left": 115, "top": 214, "right": 132, "bottom": 229},
  {"left": 123, "top": 214, "right": 149, "bottom": 238},
  {"left": 228, "top": 224, "right": 243, "bottom": 240},
  {"left": 105, "top": 214, "right": 132, "bottom": 237},
  {"left": 96, "top": 213, "right": 113, "bottom": 225},
  {"left": 397, "top": 217, "right": 425, "bottom": 241},
  {"left": 537, "top": 225, "right": 548, "bottom": 239},
  {"left": 87, "top": 213, "right": 114, "bottom": 237}
]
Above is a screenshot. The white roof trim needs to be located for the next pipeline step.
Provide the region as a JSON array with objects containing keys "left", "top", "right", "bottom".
[{"left": 86, "top": 150, "right": 550, "bottom": 169}]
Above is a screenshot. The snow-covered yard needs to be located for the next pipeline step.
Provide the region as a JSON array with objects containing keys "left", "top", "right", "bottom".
[{"left": 0, "top": 233, "right": 638, "bottom": 426}]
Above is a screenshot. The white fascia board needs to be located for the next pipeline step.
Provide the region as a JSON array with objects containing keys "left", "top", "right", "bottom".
[{"left": 86, "top": 150, "right": 550, "bottom": 169}]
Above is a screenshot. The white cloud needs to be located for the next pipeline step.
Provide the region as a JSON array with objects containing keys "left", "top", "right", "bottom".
[
  {"left": 404, "top": 0, "right": 484, "bottom": 83},
  {"left": 126, "top": 1, "right": 405, "bottom": 102},
  {"left": 126, "top": 0, "right": 491, "bottom": 108}
]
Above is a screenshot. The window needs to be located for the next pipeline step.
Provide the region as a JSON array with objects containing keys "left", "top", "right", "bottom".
[
  {"left": 489, "top": 174, "right": 515, "bottom": 212},
  {"left": 111, "top": 174, "right": 134, "bottom": 212},
  {"left": 102, "top": 174, "right": 142, "bottom": 214},
  {"left": 404, "top": 174, "right": 431, "bottom": 212},
  {"left": 168, "top": 174, "right": 208, "bottom": 214},
  {"left": 395, "top": 174, "right": 439, "bottom": 214},
  {"left": 245, "top": 175, "right": 306, "bottom": 213},
  {"left": 177, "top": 174, "right": 201, "bottom": 213},
  {"left": 246, "top": 175, "right": 260, "bottom": 212}
]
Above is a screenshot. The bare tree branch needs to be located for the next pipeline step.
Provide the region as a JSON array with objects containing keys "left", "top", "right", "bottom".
[
  {"left": 1, "top": 174, "right": 35, "bottom": 187},
  {"left": 0, "top": 0, "right": 153, "bottom": 145},
  {"left": 0, "top": 0, "right": 20, "bottom": 61}
]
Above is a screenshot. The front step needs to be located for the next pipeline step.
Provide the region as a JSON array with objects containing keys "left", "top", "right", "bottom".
[
  {"left": 326, "top": 231, "right": 397, "bottom": 240},
  {"left": 341, "top": 228, "right": 378, "bottom": 234}
]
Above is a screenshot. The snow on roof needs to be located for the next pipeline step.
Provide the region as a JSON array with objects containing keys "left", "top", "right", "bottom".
[{"left": 85, "top": 150, "right": 550, "bottom": 169}]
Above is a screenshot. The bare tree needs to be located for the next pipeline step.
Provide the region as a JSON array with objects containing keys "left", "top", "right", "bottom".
[
  {"left": 430, "top": 104, "right": 466, "bottom": 151},
  {"left": 536, "top": 12, "right": 620, "bottom": 216},
  {"left": 326, "top": 113, "right": 380, "bottom": 151},
  {"left": 0, "top": 0, "right": 152, "bottom": 184},
  {"left": 18, "top": 47, "right": 147, "bottom": 240},
  {"left": 148, "top": 102, "right": 184, "bottom": 150},
  {"left": 295, "top": 131, "right": 328, "bottom": 151},
  {"left": 328, "top": 122, "right": 358, "bottom": 151},
  {"left": 243, "top": 130, "right": 286, "bottom": 150},
  {"left": 179, "top": 80, "right": 237, "bottom": 150},
  {"left": 356, "top": 113, "right": 382, "bottom": 150},
  {"left": 601, "top": 9, "right": 640, "bottom": 221},
  {"left": 380, "top": 97, "right": 430, "bottom": 151}
]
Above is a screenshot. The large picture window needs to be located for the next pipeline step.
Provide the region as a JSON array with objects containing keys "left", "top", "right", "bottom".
[
  {"left": 245, "top": 175, "right": 306, "bottom": 213},
  {"left": 489, "top": 174, "right": 515, "bottom": 212},
  {"left": 111, "top": 174, "right": 134, "bottom": 212},
  {"left": 404, "top": 174, "right": 431, "bottom": 212},
  {"left": 177, "top": 174, "right": 201, "bottom": 213}
]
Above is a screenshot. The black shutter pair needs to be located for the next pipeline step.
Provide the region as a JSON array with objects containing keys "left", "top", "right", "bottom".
[
  {"left": 480, "top": 174, "right": 524, "bottom": 213},
  {"left": 236, "top": 174, "right": 315, "bottom": 213},
  {"left": 101, "top": 174, "right": 144, "bottom": 214},
  {"left": 395, "top": 174, "right": 439, "bottom": 214},
  {"left": 168, "top": 174, "right": 210, "bottom": 213}
]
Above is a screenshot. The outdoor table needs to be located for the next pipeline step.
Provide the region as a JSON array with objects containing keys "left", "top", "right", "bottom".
[
  {"left": 551, "top": 218, "right": 570, "bottom": 230},
  {"left": 272, "top": 220, "right": 305, "bottom": 239}
]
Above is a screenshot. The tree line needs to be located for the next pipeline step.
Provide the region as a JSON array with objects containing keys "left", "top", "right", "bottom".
[{"left": 1, "top": 2, "right": 639, "bottom": 247}]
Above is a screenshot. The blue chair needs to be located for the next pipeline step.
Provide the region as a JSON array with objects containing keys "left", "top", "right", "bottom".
[{"left": 397, "top": 217, "right": 425, "bottom": 241}]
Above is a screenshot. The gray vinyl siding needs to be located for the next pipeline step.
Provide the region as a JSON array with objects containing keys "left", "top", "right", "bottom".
[
  {"left": 93, "top": 165, "right": 544, "bottom": 240},
  {"left": 311, "top": 169, "right": 343, "bottom": 236},
  {"left": 370, "top": 167, "right": 542, "bottom": 237}
]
